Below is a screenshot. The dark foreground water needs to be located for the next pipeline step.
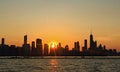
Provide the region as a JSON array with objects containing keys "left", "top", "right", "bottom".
[{"left": 0, "top": 57, "right": 120, "bottom": 72}]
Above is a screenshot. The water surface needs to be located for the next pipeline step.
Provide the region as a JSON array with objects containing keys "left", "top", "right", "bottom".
[{"left": 0, "top": 58, "right": 120, "bottom": 72}]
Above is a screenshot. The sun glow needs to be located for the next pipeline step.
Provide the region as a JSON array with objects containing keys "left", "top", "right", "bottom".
[
  {"left": 49, "top": 41, "right": 58, "bottom": 48},
  {"left": 51, "top": 43, "right": 55, "bottom": 48}
]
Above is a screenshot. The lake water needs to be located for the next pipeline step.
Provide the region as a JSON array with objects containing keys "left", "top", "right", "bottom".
[{"left": 0, "top": 57, "right": 120, "bottom": 72}]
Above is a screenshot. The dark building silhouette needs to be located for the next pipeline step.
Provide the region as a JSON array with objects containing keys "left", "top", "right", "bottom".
[
  {"left": 31, "top": 41, "right": 36, "bottom": 55},
  {"left": 9, "top": 45, "right": 16, "bottom": 56},
  {"left": 0, "top": 38, "right": 9, "bottom": 56},
  {"left": 32, "top": 41, "right": 35, "bottom": 50},
  {"left": 90, "top": 33, "right": 94, "bottom": 49},
  {"left": 74, "top": 41, "right": 80, "bottom": 52},
  {"left": 72, "top": 41, "right": 80, "bottom": 55},
  {"left": 22, "top": 35, "right": 30, "bottom": 56},
  {"left": 24, "top": 35, "right": 27, "bottom": 44},
  {"left": 44, "top": 44, "right": 49, "bottom": 56},
  {"left": 89, "top": 33, "right": 98, "bottom": 55},
  {"left": 58, "top": 43, "right": 61, "bottom": 48},
  {"left": 56, "top": 43, "right": 65, "bottom": 56},
  {"left": 1, "top": 38, "right": 5, "bottom": 45},
  {"left": 64, "top": 45, "right": 69, "bottom": 55},
  {"left": 36, "top": 38, "right": 43, "bottom": 56},
  {"left": 82, "top": 39, "right": 87, "bottom": 52},
  {"left": 103, "top": 45, "right": 106, "bottom": 50}
]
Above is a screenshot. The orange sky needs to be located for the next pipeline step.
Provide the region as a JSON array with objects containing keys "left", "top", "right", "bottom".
[{"left": 0, "top": 0, "right": 120, "bottom": 51}]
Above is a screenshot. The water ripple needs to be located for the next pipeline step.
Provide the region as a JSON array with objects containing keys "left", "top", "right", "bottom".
[{"left": 0, "top": 58, "right": 120, "bottom": 72}]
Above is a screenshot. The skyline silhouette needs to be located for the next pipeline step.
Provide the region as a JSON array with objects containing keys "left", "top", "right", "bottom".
[{"left": 0, "top": 33, "right": 119, "bottom": 56}]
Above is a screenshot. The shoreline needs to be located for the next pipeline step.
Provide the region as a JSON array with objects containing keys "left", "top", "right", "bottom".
[{"left": 0, "top": 56, "right": 120, "bottom": 59}]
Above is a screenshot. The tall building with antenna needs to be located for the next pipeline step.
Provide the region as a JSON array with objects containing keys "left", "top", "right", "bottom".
[{"left": 23, "top": 35, "right": 30, "bottom": 56}]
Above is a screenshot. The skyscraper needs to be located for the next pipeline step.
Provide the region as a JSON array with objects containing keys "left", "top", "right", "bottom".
[
  {"left": 65, "top": 45, "right": 69, "bottom": 55},
  {"left": 84, "top": 40, "right": 87, "bottom": 50},
  {"left": 31, "top": 41, "right": 36, "bottom": 55},
  {"left": 32, "top": 41, "right": 35, "bottom": 49},
  {"left": 82, "top": 39, "right": 87, "bottom": 52},
  {"left": 89, "top": 33, "right": 97, "bottom": 50},
  {"left": 23, "top": 35, "right": 30, "bottom": 56},
  {"left": 74, "top": 42, "right": 77, "bottom": 49},
  {"left": 24, "top": 35, "right": 27, "bottom": 45},
  {"left": 44, "top": 44, "right": 49, "bottom": 56},
  {"left": 94, "top": 41, "right": 97, "bottom": 48},
  {"left": 89, "top": 33, "right": 99, "bottom": 55},
  {"left": 1, "top": 38, "right": 5, "bottom": 45},
  {"left": 65, "top": 45, "right": 69, "bottom": 51},
  {"left": 58, "top": 43, "right": 61, "bottom": 48},
  {"left": 36, "top": 38, "right": 43, "bottom": 56},
  {"left": 76, "top": 41, "right": 80, "bottom": 51},
  {"left": 90, "top": 33, "right": 94, "bottom": 49},
  {"left": 72, "top": 41, "right": 80, "bottom": 55},
  {"left": 74, "top": 41, "right": 80, "bottom": 52}
]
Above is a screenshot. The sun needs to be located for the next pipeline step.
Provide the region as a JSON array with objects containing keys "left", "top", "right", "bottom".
[
  {"left": 51, "top": 43, "right": 55, "bottom": 48},
  {"left": 49, "top": 41, "right": 57, "bottom": 48}
]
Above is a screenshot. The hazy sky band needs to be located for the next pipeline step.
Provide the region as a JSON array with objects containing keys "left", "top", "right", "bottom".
[{"left": 0, "top": 0, "right": 120, "bottom": 51}]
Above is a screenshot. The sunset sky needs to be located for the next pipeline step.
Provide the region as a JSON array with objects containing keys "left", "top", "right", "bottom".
[{"left": 0, "top": 0, "right": 120, "bottom": 51}]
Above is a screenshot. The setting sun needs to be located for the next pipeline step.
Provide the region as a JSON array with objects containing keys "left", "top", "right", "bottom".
[
  {"left": 49, "top": 41, "right": 58, "bottom": 48},
  {"left": 51, "top": 43, "right": 55, "bottom": 48}
]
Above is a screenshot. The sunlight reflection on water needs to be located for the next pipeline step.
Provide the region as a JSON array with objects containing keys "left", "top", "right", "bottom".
[{"left": 0, "top": 58, "right": 120, "bottom": 72}]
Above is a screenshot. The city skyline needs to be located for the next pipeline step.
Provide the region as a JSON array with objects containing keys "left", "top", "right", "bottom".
[
  {"left": 0, "top": 32, "right": 119, "bottom": 51},
  {"left": 0, "top": 33, "right": 120, "bottom": 58},
  {"left": 0, "top": 0, "right": 120, "bottom": 51},
  {"left": 0, "top": 33, "right": 118, "bottom": 56}
]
